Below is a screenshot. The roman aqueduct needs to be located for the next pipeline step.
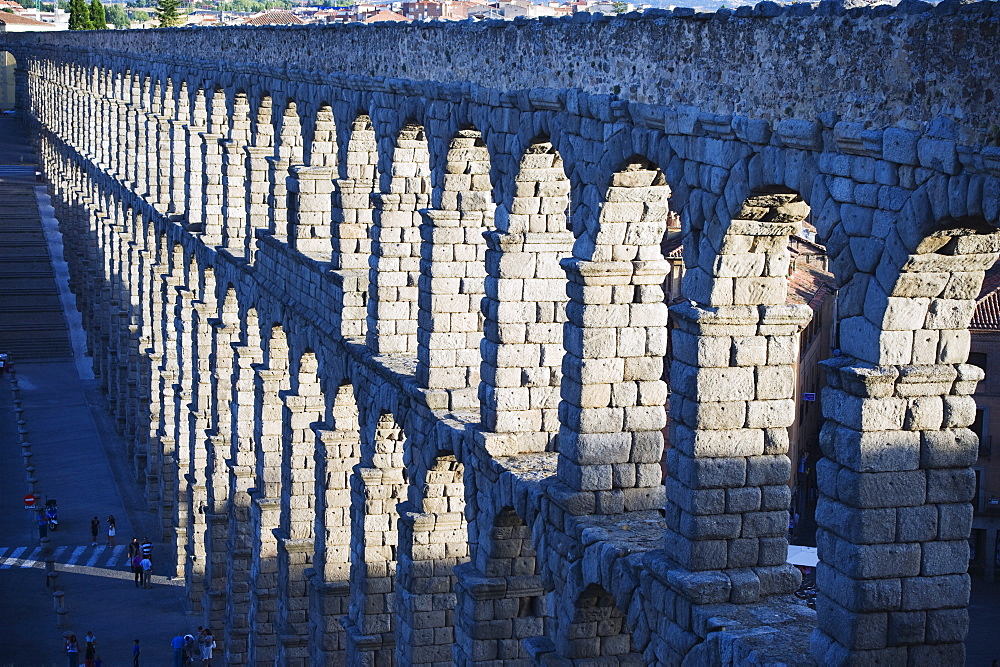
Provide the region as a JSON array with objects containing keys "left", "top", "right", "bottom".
[{"left": 2, "top": 3, "right": 1000, "bottom": 663}]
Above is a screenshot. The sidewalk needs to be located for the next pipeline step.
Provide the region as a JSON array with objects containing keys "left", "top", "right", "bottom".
[{"left": 0, "top": 114, "right": 197, "bottom": 665}]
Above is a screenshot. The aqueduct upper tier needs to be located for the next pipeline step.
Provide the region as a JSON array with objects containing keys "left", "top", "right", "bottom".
[{"left": 3, "top": 4, "right": 1000, "bottom": 664}]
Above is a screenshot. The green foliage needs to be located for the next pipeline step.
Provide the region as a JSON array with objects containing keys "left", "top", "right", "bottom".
[
  {"left": 129, "top": 8, "right": 149, "bottom": 20},
  {"left": 89, "top": 0, "right": 107, "bottom": 28},
  {"left": 611, "top": 1, "right": 627, "bottom": 13},
  {"left": 105, "top": 3, "right": 129, "bottom": 26},
  {"left": 218, "top": 0, "right": 290, "bottom": 11},
  {"left": 0, "top": 7, "right": 14, "bottom": 12},
  {"left": 68, "top": 0, "right": 93, "bottom": 29},
  {"left": 58, "top": 0, "right": 70, "bottom": 10},
  {"left": 39, "top": 3, "right": 55, "bottom": 11},
  {"left": 153, "top": 0, "right": 180, "bottom": 26}
]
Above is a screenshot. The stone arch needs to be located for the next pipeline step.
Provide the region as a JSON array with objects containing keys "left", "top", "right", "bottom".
[
  {"left": 557, "top": 583, "right": 640, "bottom": 662},
  {"left": 267, "top": 100, "right": 305, "bottom": 243},
  {"left": 1, "top": 51, "right": 17, "bottom": 111},
  {"left": 335, "top": 112, "right": 377, "bottom": 340},
  {"left": 305, "top": 102, "right": 337, "bottom": 168},
  {"left": 418, "top": 125, "right": 494, "bottom": 411},
  {"left": 345, "top": 409, "right": 409, "bottom": 664},
  {"left": 367, "top": 120, "right": 430, "bottom": 355},
  {"left": 308, "top": 380, "right": 363, "bottom": 665},
  {"left": 455, "top": 506, "right": 544, "bottom": 663},
  {"left": 220, "top": 91, "right": 251, "bottom": 251},
  {"left": 812, "top": 205, "right": 1000, "bottom": 662},
  {"left": 557, "top": 156, "right": 670, "bottom": 513},
  {"left": 482, "top": 136, "right": 574, "bottom": 451}
]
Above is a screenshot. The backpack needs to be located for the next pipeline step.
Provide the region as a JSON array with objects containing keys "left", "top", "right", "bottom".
[{"left": 131, "top": 555, "right": 142, "bottom": 568}]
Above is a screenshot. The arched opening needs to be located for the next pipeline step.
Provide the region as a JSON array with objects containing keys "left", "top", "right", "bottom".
[
  {"left": 367, "top": 121, "right": 429, "bottom": 355},
  {"left": 482, "top": 136, "right": 573, "bottom": 452},
  {"left": 560, "top": 583, "right": 639, "bottom": 660},
  {"left": 0, "top": 51, "right": 16, "bottom": 111},
  {"left": 455, "top": 506, "right": 544, "bottom": 662}
]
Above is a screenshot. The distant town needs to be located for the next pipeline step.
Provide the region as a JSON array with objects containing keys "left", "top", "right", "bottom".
[{"left": 0, "top": 0, "right": 753, "bottom": 29}]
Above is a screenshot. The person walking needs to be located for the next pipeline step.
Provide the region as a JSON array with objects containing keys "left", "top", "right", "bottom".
[
  {"left": 90, "top": 517, "right": 100, "bottom": 546},
  {"left": 171, "top": 633, "right": 185, "bottom": 667},
  {"left": 131, "top": 552, "right": 143, "bottom": 587},
  {"left": 107, "top": 515, "right": 116, "bottom": 547},
  {"left": 140, "top": 555, "right": 153, "bottom": 588},
  {"left": 132, "top": 639, "right": 140, "bottom": 667},
  {"left": 65, "top": 634, "right": 79, "bottom": 667},
  {"left": 140, "top": 537, "right": 152, "bottom": 559},
  {"left": 37, "top": 511, "right": 47, "bottom": 539},
  {"left": 128, "top": 537, "right": 140, "bottom": 560}
]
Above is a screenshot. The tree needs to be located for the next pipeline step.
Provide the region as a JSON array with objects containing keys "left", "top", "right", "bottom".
[
  {"left": 105, "top": 3, "right": 129, "bottom": 27},
  {"left": 611, "top": 1, "right": 628, "bottom": 13},
  {"left": 89, "top": 0, "right": 107, "bottom": 28},
  {"left": 153, "top": 0, "right": 180, "bottom": 26},
  {"left": 0, "top": 7, "right": 14, "bottom": 12},
  {"left": 129, "top": 8, "right": 149, "bottom": 21},
  {"left": 68, "top": 0, "right": 93, "bottom": 29}
]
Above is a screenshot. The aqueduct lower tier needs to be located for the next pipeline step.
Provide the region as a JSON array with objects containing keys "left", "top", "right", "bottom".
[{"left": 3, "top": 6, "right": 1000, "bottom": 664}]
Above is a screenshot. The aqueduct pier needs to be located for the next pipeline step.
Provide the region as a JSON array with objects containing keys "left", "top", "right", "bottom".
[{"left": 2, "top": 4, "right": 1000, "bottom": 664}]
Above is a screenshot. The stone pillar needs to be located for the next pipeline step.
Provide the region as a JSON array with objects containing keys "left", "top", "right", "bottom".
[
  {"left": 554, "top": 257, "right": 669, "bottom": 515},
  {"left": 366, "top": 192, "right": 421, "bottom": 355},
  {"left": 184, "top": 123, "right": 208, "bottom": 232},
  {"left": 332, "top": 177, "right": 374, "bottom": 340},
  {"left": 416, "top": 208, "right": 489, "bottom": 411},
  {"left": 220, "top": 139, "right": 248, "bottom": 254},
  {"left": 266, "top": 155, "right": 291, "bottom": 243},
  {"left": 286, "top": 165, "right": 335, "bottom": 261},
  {"left": 166, "top": 118, "right": 188, "bottom": 215},
  {"left": 480, "top": 230, "right": 574, "bottom": 453},
  {"left": 244, "top": 146, "right": 273, "bottom": 261},
  {"left": 345, "top": 464, "right": 405, "bottom": 665},
  {"left": 200, "top": 132, "right": 225, "bottom": 245},
  {"left": 810, "top": 359, "right": 979, "bottom": 664},
  {"left": 395, "top": 463, "right": 468, "bottom": 666}
]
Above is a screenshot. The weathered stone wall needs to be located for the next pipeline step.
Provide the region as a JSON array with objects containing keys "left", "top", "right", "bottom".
[
  {"left": 6, "top": 6, "right": 1000, "bottom": 665},
  {"left": 4, "top": 3, "right": 1000, "bottom": 139}
]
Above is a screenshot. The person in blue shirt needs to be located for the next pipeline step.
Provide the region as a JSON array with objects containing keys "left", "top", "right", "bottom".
[{"left": 170, "top": 634, "right": 185, "bottom": 667}]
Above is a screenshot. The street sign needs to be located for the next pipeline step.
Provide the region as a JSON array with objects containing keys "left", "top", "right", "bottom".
[
  {"left": 803, "top": 393, "right": 816, "bottom": 402},
  {"left": 24, "top": 494, "right": 38, "bottom": 509}
]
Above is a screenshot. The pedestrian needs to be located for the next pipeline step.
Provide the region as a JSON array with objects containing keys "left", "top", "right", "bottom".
[
  {"left": 65, "top": 634, "right": 79, "bottom": 667},
  {"left": 200, "top": 628, "right": 215, "bottom": 666},
  {"left": 83, "top": 631, "right": 96, "bottom": 667},
  {"left": 131, "top": 553, "right": 143, "bottom": 587},
  {"left": 141, "top": 555, "right": 153, "bottom": 588},
  {"left": 132, "top": 639, "right": 140, "bottom": 667},
  {"left": 128, "top": 537, "right": 140, "bottom": 560},
  {"left": 171, "top": 633, "right": 185, "bottom": 667},
  {"left": 90, "top": 516, "right": 100, "bottom": 546},
  {"left": 107, "top": 515, "right": 116, "bottom": 547},
  {"left": 37, "top": 511, "right": 47, "bottom": 539},
  {"left": 183, "top": 634, "right": 197, "bottom": 664},
  {"left": 94, "top": 655, "right": 101, "bottom": 667},
  {"left": 140, "top": 537, "right": 152, "bottom": 559}
]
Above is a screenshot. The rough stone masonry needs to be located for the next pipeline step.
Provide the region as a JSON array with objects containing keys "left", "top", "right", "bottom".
[{"left": 2, "top": 1, "right": 1000, "bottom": 663}]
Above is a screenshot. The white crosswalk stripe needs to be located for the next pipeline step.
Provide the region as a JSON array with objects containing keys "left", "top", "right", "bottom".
[
  {"left": 0, "top": 545, "right": 142, "bottom": 570},
  {"left": 106, "top": 544, "right": 126, "bottom": 566},
  {"left": 0, "top": 547, "right": 27, "bottom": 569},
  {"left": 64, "top": 546, "right": 87, "bottom": 568}
]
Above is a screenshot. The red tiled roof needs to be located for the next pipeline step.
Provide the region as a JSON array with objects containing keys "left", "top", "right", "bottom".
[
  {"left": 242, "top": 10, "right": 304, "bottom": 25},
  {"left": 786, "top": 261, "right": 835, "bottom": 311},
  {"left": 363, "top": 9, "right": 409, "bottom": 21},
  {"left": 972, "top": 266, "right": 1000, "bottom": 331},
  {"left": 0, "top": 11, "right": 53, "bottom": 25}
]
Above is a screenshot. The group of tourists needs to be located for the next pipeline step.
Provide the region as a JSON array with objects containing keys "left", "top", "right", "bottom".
[
  {"left": 88, "top": 515, "right": 116, "bottom": 547},
  {"left": 127, "top": 537, "right": 154, "bottom": 588},
  {"left": 63, "top": 630, "right": 102, "bottom": 667},
  {"left": 171, "top": 627, "right": 215, "bottom": 666}
]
